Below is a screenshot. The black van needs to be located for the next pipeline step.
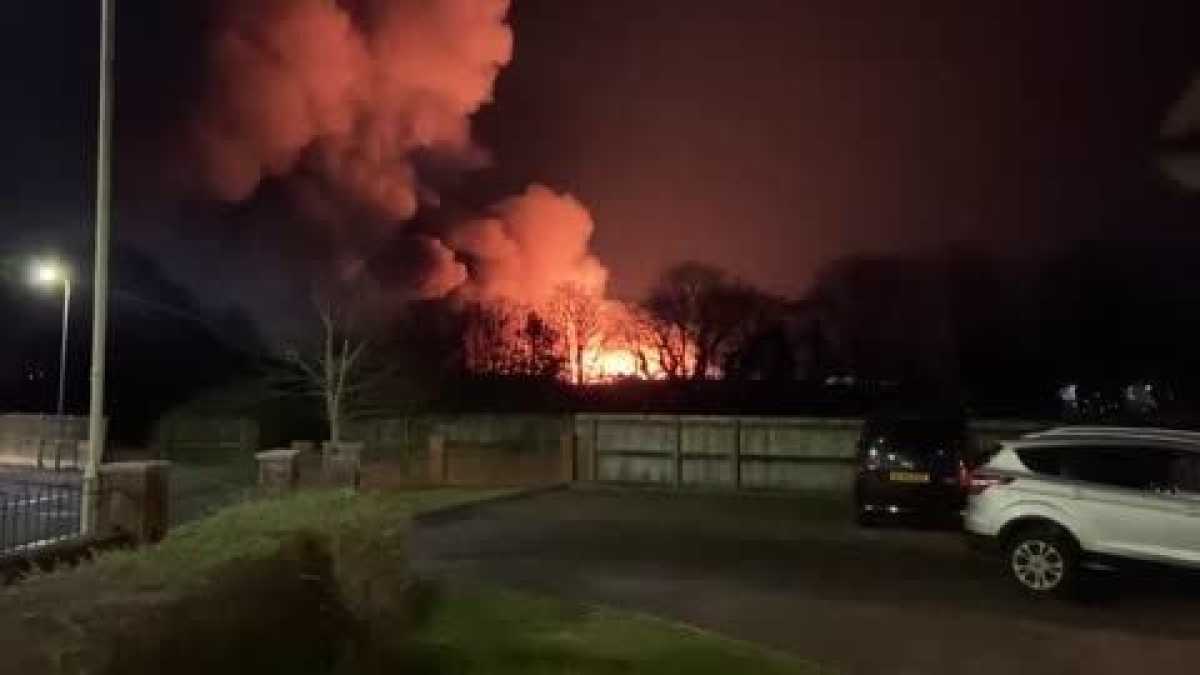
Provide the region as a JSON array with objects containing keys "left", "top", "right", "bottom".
[{"left": 853, "top": 415, "right": 968, "bottom": 526}]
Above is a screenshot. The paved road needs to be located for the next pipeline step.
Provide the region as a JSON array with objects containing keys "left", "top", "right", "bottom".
[
  {"left": 412, "top": 488, "right": 1200, "bottom": 675},
  {"left": 0, "top": 469, "right": 82, "bottom": 553}
]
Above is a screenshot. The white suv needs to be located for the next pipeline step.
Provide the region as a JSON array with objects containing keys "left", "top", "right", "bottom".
[{"left": 964, "top": 426, "right": 1200, "bottom": 595}]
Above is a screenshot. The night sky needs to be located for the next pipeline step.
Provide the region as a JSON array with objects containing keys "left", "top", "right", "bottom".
[{"left": 2, "top": 0, "right": 1199, "bottom": 316}]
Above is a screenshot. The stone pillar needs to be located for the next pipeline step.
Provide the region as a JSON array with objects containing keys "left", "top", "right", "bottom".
[
  {"left": 428, "top": 434, "right": 446, "bottom": 485},
  {"left": 322, "top": 441, "right": 364, "bottom": 488},
  {"left": 256, "top": 448, "right": 301, "bottom": 495},
  {"left": 97, "top": 461, "right": 171, "bottom": 544}
]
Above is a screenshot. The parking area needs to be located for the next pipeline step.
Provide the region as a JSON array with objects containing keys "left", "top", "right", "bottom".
[{"left": 412, "top": 487, "right": 1200, "bottom": 675}]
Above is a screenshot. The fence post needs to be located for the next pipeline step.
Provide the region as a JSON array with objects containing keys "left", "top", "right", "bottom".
[
  {"left": 591, "top": 419, "right": 600, "bottom": 483},
  {"left": 429, "top": 434, "right": 447, "bottom": 485},
  {"left": 674, "top": 417, "right": 684, "bottom": 489},
  {"left": 732, "top": 418, "right": 742, "bottom": 490},
  {"left": 560, "top": 427, "right": 577, "bottom": 483}
]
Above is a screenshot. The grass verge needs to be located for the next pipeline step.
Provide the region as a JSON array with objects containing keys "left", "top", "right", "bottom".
[{"left": 410, "top": 583, "right": 825, "bottom": 675}]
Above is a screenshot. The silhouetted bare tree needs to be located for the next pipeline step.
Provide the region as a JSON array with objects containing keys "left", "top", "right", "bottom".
[
  {"left": 643, "top": 262, "right": 773, "bottom": 380},
  {"left": 547, "top": 282, "right": 603, "bottom": 384},
  {"left": 461, "top": 300, "right": 564, "bottom": 379},
  {"left": 272, "top": 274, "right": 402, "bottom": 444}
]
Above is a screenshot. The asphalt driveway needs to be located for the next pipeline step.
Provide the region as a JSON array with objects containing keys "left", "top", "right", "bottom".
[{"left": 412, "top": 487, "right": 1200, "bottom": 675}]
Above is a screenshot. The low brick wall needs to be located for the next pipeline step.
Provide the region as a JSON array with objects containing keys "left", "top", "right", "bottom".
[
  {"left": 432, "top": 443, "right": 572, "bottom": 487},
  {"left": 353, "top": 434, "right": 573, "bottom": 491}
]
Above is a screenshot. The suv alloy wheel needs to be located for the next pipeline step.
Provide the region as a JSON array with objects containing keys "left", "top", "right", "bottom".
[{"left": 1005, "top": 524, "right": 1079, "bottom": 596}]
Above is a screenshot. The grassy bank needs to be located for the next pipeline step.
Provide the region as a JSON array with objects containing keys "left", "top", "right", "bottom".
[
  {"left": 92, "top": 487, "right": 509, "bottom": 588},
  {"left": 1, "top": 488, "right": 824, "bottom": 674}
]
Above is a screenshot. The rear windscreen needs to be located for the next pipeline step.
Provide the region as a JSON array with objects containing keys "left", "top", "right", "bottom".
[
  {"left": 863, "top": 421, "right": 964, "bottom": 453},
  {"left": 1016, "top": 448, "right": 1063, "bottom": 476},
  {"left": 862, "top": 422, "right": 964, "bottom": 470}
]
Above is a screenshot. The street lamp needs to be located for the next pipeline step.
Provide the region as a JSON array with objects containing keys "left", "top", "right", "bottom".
[
  {"left": 83, "top": 0, "right": 116, "bottom": 534},
  {"left": 31, "top": 260, "right": 71, "bottom": 421}
]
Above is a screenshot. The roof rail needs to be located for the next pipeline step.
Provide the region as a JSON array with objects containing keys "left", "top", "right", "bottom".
[{"left": 1024, "top": 426, "right": 1200, "bottom": 444}]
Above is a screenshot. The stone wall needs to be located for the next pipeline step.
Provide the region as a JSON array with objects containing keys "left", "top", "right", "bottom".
[
  {"left": 152, "top": 416, "right": 259, "bottom": 458},
  {"left": 0, "top": 414, "right": 88, "bottom": 469}
]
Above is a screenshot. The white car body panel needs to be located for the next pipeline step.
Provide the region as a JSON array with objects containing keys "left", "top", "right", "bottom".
[{"left": 965, "top": 429, "right": 1200, "bottom": 570}]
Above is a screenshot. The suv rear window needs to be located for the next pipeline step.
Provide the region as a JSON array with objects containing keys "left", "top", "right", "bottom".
[
  {"left": 1018, "top": 444, "right": 1200, "bottom": 494},
  {"left": 1069, "top": 448, "right": 1175, "bottom": 491},
  {"left": 1016, "top": 448, "right": 1062, "bottom": 476}
]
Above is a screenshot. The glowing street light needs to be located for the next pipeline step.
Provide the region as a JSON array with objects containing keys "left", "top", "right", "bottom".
[{"left": 33, "top": 261, "right": 64, "bottom": 286}]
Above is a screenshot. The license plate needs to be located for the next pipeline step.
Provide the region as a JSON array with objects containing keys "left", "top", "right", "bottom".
[{"left": 889, "top": 471, "right": 930, "bottom": 484}]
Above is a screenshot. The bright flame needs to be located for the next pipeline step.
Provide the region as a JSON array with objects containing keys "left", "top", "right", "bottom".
[
  {"left": 462, "top": 291, "right": 700, "bottom": 384},
  {"left": 584, "top": 347, "right": 640, "bottom": 382}
]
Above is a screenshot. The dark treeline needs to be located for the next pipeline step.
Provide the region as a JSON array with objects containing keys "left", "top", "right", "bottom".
[
  {"left": 7, "top": 237, "right": 1200, "bottom": 441},
  {"left": 416, "top": 238, "right": 1200, "bottom": 421}
]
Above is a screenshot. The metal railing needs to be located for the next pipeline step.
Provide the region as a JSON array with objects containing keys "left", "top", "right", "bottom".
[{"left": 0, "top": 478, "right": 83, "bottom": 555}]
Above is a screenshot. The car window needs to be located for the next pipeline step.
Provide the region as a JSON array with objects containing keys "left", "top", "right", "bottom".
[
  {"left": 1016, "top": 447, "right": 1062, "bottom": 476},
  {"left": 859, "top": 426, "right": 962, "bottom": 471},
  {"left": 1060, "top": 446, "right": 1174, "bottom": 492}
]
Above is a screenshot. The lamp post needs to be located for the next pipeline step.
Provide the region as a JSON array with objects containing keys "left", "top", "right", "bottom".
[
  {"left": 84, "top": 0, "right": 116, "bottom": 534},
  {"left": 32, "top": 262, "right": 71, "bottom": 421},
  {"left": 33, "top": 261, "right": 72, "bottom": 471}
]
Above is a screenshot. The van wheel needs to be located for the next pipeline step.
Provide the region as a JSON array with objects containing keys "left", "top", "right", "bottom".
[{"left": 1005, "top": 525, "right": 1078, "bottom": 596}]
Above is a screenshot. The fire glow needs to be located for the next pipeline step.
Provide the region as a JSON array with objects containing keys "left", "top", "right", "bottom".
[
  {"left": 569, "top": 301, "right": 697, "bottom": 384},
  {"left": 181, "top": 0, "right": 706, "bottom": 385},
  {"left": 585, "top": 346, "right": 641, "bottom": 382}
]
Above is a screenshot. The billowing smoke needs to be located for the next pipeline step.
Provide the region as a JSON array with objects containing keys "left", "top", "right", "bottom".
[
  {"left": 442, "top": 185, "right": 609, "bottom": 303},
  {"left": 180, "top": 0, "right": 606, "bottom": 303},
  {"left": 186, "top": 0, "right": 510, "bottom": 218}
]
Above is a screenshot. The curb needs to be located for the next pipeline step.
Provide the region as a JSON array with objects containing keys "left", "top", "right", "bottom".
[
  {"left": 567, "top": 480, "right": 851, "bottom": 502},
  {"left": 1, "top": 531, "right": 133, "bottom": 586},
  {"left": 412, "top": 483, "right": 568, "bottom": 525}
]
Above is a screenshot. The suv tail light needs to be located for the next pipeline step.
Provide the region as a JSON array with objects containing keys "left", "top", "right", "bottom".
[{"left": 965, "top": 469, "right": 1013, "bottom": 495}]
